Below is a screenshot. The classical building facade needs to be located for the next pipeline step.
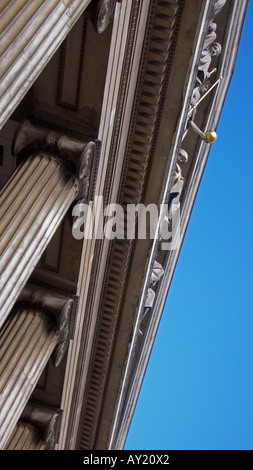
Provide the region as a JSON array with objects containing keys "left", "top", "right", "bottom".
[{"left": 0, "top": 0, "right": 248, "bottom": 450}]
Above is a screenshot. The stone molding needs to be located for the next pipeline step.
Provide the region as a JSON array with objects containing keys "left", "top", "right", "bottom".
[
  {"left": 75, "top": 0, "right": 184, "bottom": 450},
  {"left": 107, "top": 0, "right": 249, "bottom": 449}
]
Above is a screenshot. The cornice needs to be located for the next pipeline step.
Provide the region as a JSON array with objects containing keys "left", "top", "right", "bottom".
[
  {"left": 58, "top": 0, "right": 247, "bottom": 451},
  {"left": 107, "top": 0, "right": 249, "bottom": 449},
  {"left": 75, "top": 0, "right": 185, "bottom": 450},
  {"left": 58, "top": 0, "right": 150, "bottom": 449}
]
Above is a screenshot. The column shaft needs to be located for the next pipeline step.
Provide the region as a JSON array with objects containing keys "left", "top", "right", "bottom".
[
  {"left": 5, "top": 422, "right": 45, "bottom": 450},
  {"left": 0, "top": 307, "right": 58, "bottom": 449},
  {"left": 0, "top": 0, "right": 92, "bottom": 129},
  {"left": 0, "top": 154, "right": 78, "bottom": 326}
]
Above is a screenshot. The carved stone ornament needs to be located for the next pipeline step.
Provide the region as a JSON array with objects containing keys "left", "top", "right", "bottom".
[
  {"left": 18, "top": 286, "right": 74, "bottom": 367},
  {"left": 178, "top": 148, "right": 188, "bottom": 164},
  {"left": 179, "top": 0, "right": 226, "bottom": 159},
  {"left": 173, "top": 163, "right": 182, "bottom": 185},
  {"left": 12, "top": 119, "right": 96, "bottom": 200},
  {"left": 211, "top": 0, "right": 227, "bottom": 21},
  {"left": 145, "top": 288, "right": 155, "bottom": 309},
  {"left": 93, "top": 0, "right": 115, "bottom": 34},
  {"left": 151, "top": 260, "right": 164, "bottom": 284},
  {"left": 52, "top": 298, "right": 74, "bottom": 367}
]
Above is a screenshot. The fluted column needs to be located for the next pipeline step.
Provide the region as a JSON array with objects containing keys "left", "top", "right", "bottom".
[
  {"left": 5, "top": 404, "right": 59, "bottom": 450},
  {"left": 0, "top": 288, "right": 73, "bottom": 450},
  {"left": 0, "top": 120, "right": 95, "bottom": 327},
  {"left": 0, "top": 0, "right": 93, "bottom": 129},
  {"left": 4, "top": 422, "right": 46, "bottom": 451}
]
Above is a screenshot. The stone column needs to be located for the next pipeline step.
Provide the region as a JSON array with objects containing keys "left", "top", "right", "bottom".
[
  {"left": 0, "top": 120, "right": 95, "bottom": 327},
  {"left": 4, "top": 421, "right": 46, "bottom": 451},
  {"left": 5, "top": 404, "right": 60, "bottom": 450},
  {"left": 0, "top": 287, "right": 73, "bottom": 449},
  {"left": 0, "top": 0, "right": 93, "bottom": 129}
]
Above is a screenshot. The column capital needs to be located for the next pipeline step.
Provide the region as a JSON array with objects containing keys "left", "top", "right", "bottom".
[
  {"left": 12, "top": 119, "right": 96, "bottom": 201},
  {"left": 18, "top": 285, "right": 74, "bottom": 367},
  {"left": 92, "top": 0, "right": 116, "bottom": 34},
  {"left": 21, "top": 403, "right": 60, "bottom": 450}
]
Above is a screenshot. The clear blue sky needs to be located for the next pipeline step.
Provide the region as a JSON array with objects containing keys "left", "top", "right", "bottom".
[{"left": 125, "top": 1, "right": 253, "bottom": 451}]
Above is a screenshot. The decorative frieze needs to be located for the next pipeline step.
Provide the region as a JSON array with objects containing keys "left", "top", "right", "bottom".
[
  {"left": 179, "top": 0, "right": 226, "bottom": 158},
  {"left": 106, "top": 0, "right": 238, "bottom": 450}
]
